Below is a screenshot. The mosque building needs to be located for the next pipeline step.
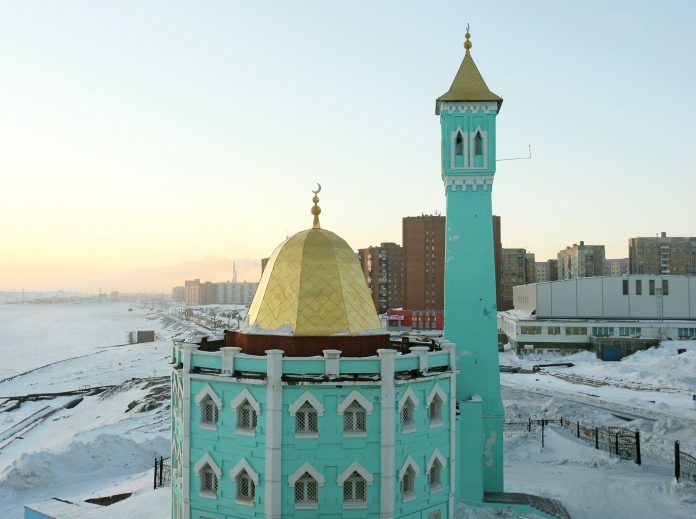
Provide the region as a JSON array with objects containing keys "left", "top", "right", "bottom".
[{"left": 170, "top": 30, "right": 520, "bottom": 519}]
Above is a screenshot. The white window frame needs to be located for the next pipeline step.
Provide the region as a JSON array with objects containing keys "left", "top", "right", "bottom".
[
  {"left": 398, "top": 387, "right": 419, "bottom": 433},
  {"left": 398, "top": 455, "right": 419, "bottom": 502},
  {"left": 338, "top": 391, "right": 373, "bottom": 437},
  {"left": 231, "top": 388, "right": 261, "bottom": 436},
  {"left": 288, "top": 462, "right": 325, "bottom": 510},
  {"left": 230, "top": 458, "right": 259, "bottom": 506},
  {"left": 426, "top": 449, "right": 446, "bottom": 493},
  {"left": 289, "top": 391, "right": 324, "bottom": 438},
  {"left": 195, "top": 384, "right": 222, "bottom": 430},
  {"left": 337, "top": 461, "right": 374, "bottom": 509},
  {"left": 426, "top": 384, "right": 447, "bottom": 428},
  {"left": 194, "top": 453, "right": 221, "bottom": 500}
]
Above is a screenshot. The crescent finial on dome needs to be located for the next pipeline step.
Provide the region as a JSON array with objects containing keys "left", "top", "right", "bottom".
[{"left": 311, "top": 183, "right": 322, "bottom": 228}]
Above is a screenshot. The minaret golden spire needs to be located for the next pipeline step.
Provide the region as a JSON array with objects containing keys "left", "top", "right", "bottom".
[
  {"left": 464, "top": 24, "right": 472, "bottom": 50},
  {"left": 311, "top": 183, "right": 322, "bottom": 228}
]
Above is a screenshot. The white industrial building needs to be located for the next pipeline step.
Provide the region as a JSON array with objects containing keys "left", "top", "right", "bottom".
[{"left": 498, "top": 275, "right": 696, "bottom": 354}]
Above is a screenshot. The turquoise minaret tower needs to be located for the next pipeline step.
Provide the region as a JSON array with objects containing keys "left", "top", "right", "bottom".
[{"left": 436, "top": 29, "right": 505, "bottom": 498}]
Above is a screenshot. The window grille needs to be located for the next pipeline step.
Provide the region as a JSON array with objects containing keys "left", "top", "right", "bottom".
[
  {"left": 296, "top": 402, "right": 318, "bottom": 434},
  {"left": 343, "top": 402, "right": 367, "bottom": 433},
  {"left": 201, "top": 397, "right": 218, "bottom": 426},
  {"left": 237, "top": 402, "right": 257, "bottom": 431},
  {"left": 295, "top": 474, "right": 318, "bottom": 504},
  {"left": 401, "top": 467, "right": 415, "bottom": 497},
  {"left": 236, "top": 470, "right": 255, "bottom": 501},
  {"left": 343, "top": 472, "right": 367, "bottom": 503},
  {"left": 429, "top": 460, "right": 442, "bottom": 489},
  {"left": 200, "top": 465, "right": 217, "bottom": 494},
  {"left": 401, "top": 400, "right": 415, "bottom": 428},
  {"left": 429, "top": 396, "right": 442, "bottom": 423}
]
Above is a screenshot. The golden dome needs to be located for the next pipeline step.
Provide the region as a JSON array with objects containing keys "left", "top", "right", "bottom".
[{"left": 245, "top": 227, "right": 382, "bottom": 337}]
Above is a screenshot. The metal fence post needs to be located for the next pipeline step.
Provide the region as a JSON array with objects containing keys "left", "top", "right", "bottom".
[
  {"left": 635, "top": 431, "right": 641, "bottom": 465},
  {"left": 153, "top": 457, "right": 157, "bottom": 489},
  {"left": 560, "top": 417, "right": 563, "bottom": 427},
  {"left": 528, "top": 417, "right": 531, "bottom": 432},
  {"left": 541, "top": 419, "right": 545, "bottom": 448},
  {"left": 615, "top": 434, "right": 619, "bottom": 458},
  {"left": 159, "top": 456, "right": 164, "bottom": 486},
  {"left": 576, "top": 422, "right": 580, "bottom": 438},
  {"left": 595, "top": 427, "right": 599, "bottom": 450},
  {"left": 675, "top": 440, "right": 680, "bottom": 481}
]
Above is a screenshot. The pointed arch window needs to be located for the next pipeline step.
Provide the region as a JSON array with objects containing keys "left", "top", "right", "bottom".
[
  {"left": 237, "top": 401, "right": 258, "bottom": 431},
  {"left": 343, "top": 401, "right": 367, "bottom": 433},
  {"left": 195, "top": 385, "right": 222, "bottom": 430},
  {"left": 455, "top": 131, "right": 464, "bottom": 156},
  {"left": 429, "top": 394, "right": 443, "bottom": 423},
  {"left": 236, "top": 470, "right": 256, "bottom": 502},
  {"left": 474, "top": 131, "right": 483, "bottom": 156},
  {"left": 200, "top": 465, "right": 218, "bottom": 495},
  {"left": 296, "top": 402, "right": 318, "bottom": 434},
  {"left": 295, "top": 473, "right": 319, "bottom": 505},
  {"left": 401, "top": 466, "right": 416, "bottom": 499},
  {"left": 429, "top": 459, "right": 443, "bottom": 490},
  {"left": 343, "top": 471, "right": 367, "bottom": 505},
  {"left": 194, "top": 454, "right": 221, "bottom": 499}
]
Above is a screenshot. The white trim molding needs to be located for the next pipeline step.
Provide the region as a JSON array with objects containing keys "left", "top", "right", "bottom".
[
  {"left": 194, "top": 453, "right": 222, "bottom": 479},
  {"left": 288, "top": 391, "right": 325, "bottom": 416},
  {"left": 264, "top": 349, "right": 283, "bottom": 519},
  {"left": 337, "top": 390, "right": 374, "bottom": 415},
  {"left": 426, "top": 384, "right": 447, "bottom": 407},
  {"left": 426, "top": 449, "right": 447, "bottom": 474},
  {"left": 443, "top": 174, "right": 494, "bottom": 192},
  {"left": 378, "top": 348, "right": 396, "bottom": 519},
  {"left": 337, "top": 461, "right": 375, "bottom": 486},
  {"left": 438, "top": 101, "right": 498, "bottom": 115},
  {"left": 398, "top": 455, "right": 420, "bottom": 481},
  {"left": 230, "top": 458, "right": 260, "bottom": 485},
  {"left": 288, "top": 462, "right": 326, "bottom": 487},
  {"left": 397, "top": 386, "right": 419, "bottom": 412},
  {"left": 231, "top": 388, "right": 261, "bottom": 415},
  {"left": 469, "top": 126, "right": 489, "bottom": 169},
  {"left": 194, "top": 384, "right": 222, "bottom": 410}
]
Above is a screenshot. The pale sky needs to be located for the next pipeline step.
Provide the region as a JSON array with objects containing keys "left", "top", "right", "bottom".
[{"left": 1, "top": 1, "right": 695, "bottom": 292}]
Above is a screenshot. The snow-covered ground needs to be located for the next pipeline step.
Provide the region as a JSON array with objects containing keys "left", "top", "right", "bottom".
[{"left": 1, "top": 303, "right": 694, "bottom": 518}]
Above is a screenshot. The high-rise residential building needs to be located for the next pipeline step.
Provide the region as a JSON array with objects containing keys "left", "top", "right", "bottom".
[
  {"left": 403, "top": 215, "right": 446, "bottom": 310},
  {"left": 535, "top": 261, "right": 549, "bottom": 283},
  {"left": 500, "top": 248, "right": 535, "bottom": 310},
  {"left": 172, "top": 286, "right": 185, "bottom": 302},
  {"left": 217, "top": 281, "right": 258, "bottom": 305},
  {"left": 548, "top": 259, "right": 559, "bottom": 281},
  {"left": 357, "top": 242, "right": 405, "bottom": 313},
  {"left": 493, "top": 215, "right": 503, "bottom": 310},
  {"left": 184, "top": 279, "right": 201, "bottom": 306},
  {"left": 605, "top": 258, "right": 629, "bottom": 277},
  {"left": 629, "top": 233, "right": 696, "bottom": 275},
  {"left": 557, "top": 241, "right": 605, "bottom": 280}
]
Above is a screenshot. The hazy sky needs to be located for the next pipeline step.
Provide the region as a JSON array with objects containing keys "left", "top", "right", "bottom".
[{"left": 2, "top": 1, "right": 695, "bottom": 292}]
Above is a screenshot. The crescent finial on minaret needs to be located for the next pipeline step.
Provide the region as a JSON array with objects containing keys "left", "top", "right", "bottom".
[{"left": 311, "top": 183, "right": 322, "bottom": 228}]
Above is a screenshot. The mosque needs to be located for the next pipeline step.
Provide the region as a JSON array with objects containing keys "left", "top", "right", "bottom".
[{"left": 170, "top": 30, "right": 525, "bottom": 519}]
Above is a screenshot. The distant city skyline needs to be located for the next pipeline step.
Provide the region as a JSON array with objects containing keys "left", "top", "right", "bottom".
[{"left": 2, "top": 1, "right": 695, "bottom": 292}]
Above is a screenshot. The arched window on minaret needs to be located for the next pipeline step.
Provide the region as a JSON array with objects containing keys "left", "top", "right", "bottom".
[
  {"left": 474, "top": 130, "right": 483, "bottom": 156},
  {"left": 455, "top": 131, "right": 464, "bottom": 156}
]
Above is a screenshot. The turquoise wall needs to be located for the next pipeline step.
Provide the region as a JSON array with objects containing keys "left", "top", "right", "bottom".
[{"left": 440, "top": 104, "right": 504, "bottom": 495}]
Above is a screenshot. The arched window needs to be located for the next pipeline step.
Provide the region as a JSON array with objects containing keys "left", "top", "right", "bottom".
[
  {"left": 236, "top": 470, "right": 255, "bottom": 502},
  {"left": 401, "top": 399, "right": 415, "bottom": 429},
  {"left": 343, "top": 401, "right": 367, "bottom": 433},
  {"left": 429, "top": 394, "right": 443, "bottom": 424},
  {"left": 400, "top": 466, "right": 416, "bottom": 499},
  {"left": 429, "top": 459, "right": 443, "bottom": 490},
  {"left": 343, "top": 471, "right": 367, "bottom": 504},
  {"left": 200, "top": 464, "right": 218, "bottom": 495},
  {"left": 200, "top": 396, "right": 219, "bottom": 426},
  {"left": 474, "top": 131, "right": 483, "bottom": 156},
  {"left": 455, "top": 131, "right": 464, "bottom": 156},
  {"left": 296, "top": 402, "right": 318, "bottom": 434},
  {"left": 237, "top": 401, "right": 257, "bottom": 431},
  {"left": 295, "top": 473, "right": 318, "bottom": 505}
]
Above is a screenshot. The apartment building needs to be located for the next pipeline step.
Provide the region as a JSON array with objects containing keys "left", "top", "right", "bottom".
[
  {"left": 557, "top": 241, "right": 605, "bottom": 279},
  {"left": 358, "top": 242, "right": 405, "bottom": 313},
  {"left": 629, "top": 233, "right": 696, "bottom": 275}
]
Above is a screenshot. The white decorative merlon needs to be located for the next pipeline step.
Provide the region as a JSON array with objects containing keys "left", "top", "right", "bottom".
[
  {"left": 398, "top": 455, "right": 420, "bottom": 480},
  {"left": 194, "top": 384, "right": 222, "bottom": 409},
  {"left": 443, "top": 175, "right": 494, "bottom": 192},
  {"left": 426, "top": 449, "right": 447, "bottom": 473},
  {"left": 230, "top": 458, "right": 260, "bottom": 485},
  {"left": 220, "top": 346, "right": 241, "bottom": 374},
  {"left": 337, "top": 461, "right": 375, "bottom": 486},
  {"left": 439, "top": 101, "right": 497, "bottom": 114},
  {"left": 231, "top": 388, "right": 261, "bottom": 415},
  {"left": 426, "top": 384, "right": 447, "bottom": 407},
  {"left": 397, "top": 386, "right": 419, "bottom": 412},
  {"left": 288, "top": 391, "right": 325, "bottom": 416},
  {"left": 409, "top": 346, "right": 429, "bottom": 373},
  {"left": 264, "top": 349, "right": 283, "bottom": 519},
  {"left": 377, "top": 349, "right": 396, "bottom": 519},
  {"left": 288, "top": 462, "right": 325, "bottom": 487},
  {"left": 194, "top": 453, "right": 222, "bottom": 478},
  {"left": 323, "top": 349, "right": 341, "bottom": 378},
  {"left": 337, "top": 390, "right": 373, "bottom": 415}
]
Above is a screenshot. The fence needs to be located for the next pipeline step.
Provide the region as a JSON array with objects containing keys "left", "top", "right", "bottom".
[
  {"left": 154, "top": 456, "right": 172, "bottom": 489},
  {"left": 675, "top": 441, "right": 696, "bottom": 483},
  {"left": 504, "top": 417, "right": 641, "bottom": 465}
]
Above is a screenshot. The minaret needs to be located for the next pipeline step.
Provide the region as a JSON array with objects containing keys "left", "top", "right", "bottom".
[{"left": 437, "top": 28, "right": 505, "bottom": 495}]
